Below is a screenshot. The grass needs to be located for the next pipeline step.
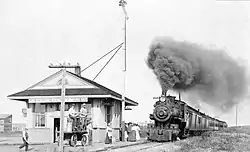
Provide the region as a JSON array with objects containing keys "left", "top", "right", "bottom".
[
  {"left": 174, "top": 127, "right": 250, "bottom": 152},
  {"left": 224, "top": 126, "right": 250, "bottom": 135}
]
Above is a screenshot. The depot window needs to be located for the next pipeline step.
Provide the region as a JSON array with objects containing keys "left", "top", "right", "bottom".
[{"left": 34, "top": 113, "right": 46, "bottom": 128}]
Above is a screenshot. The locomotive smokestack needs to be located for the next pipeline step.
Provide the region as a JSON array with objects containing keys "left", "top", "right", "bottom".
[{"left": 162, "top": 91, "right": 167, "bottom": 96}]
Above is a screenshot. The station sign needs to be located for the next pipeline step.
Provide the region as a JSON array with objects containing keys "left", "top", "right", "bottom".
[
  {"left": 22, "top": 108, "right": 27, "bottom": 117},
  {"left": 29, "top": 97, "right": 88, "bottom": 103}
]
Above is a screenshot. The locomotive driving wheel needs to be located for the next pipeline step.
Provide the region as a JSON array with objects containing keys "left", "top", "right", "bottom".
[
  {"left": 69, "top": 134, "right": 77, "bottom": 147},
  {"left": 81, "top": 134, "right": 87, "bottom": 146}
]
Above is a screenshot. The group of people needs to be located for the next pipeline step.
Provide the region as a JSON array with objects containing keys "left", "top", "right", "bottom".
[
  {"left": 18, "top": 105, "right": 142, "bottom": 151},
  {"left": 68, "top": 103, "right": 91, "bottom": 131},
  {"left": 105, "top": 122, "right": 141, "bottom": 144},
  {"left": 18, "top": 103, "right": 90, "bottom": 151},
  {"left": 125, "top": 123, "right": 141, "bottom": 142}
]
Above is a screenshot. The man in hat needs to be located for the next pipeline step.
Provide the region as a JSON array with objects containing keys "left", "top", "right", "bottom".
[
  {"left": 79, "top": 103, "right": 88, "bottom": 129},
  {"left": 19, "top": 128, "right": 29, "bottom": 151},
  {"left": 68, "top": 104, "right": 77, "bottom": 129},
  {"left": 79, "top": 103, "right": 87, "bottom": 117}
]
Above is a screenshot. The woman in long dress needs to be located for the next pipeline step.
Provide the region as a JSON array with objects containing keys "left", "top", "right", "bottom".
[
  {"left": 125, "top": 124, "right": 128, "bottom": 141},
  {"left": 128, "top": 123, "right": 136, "bottom": 142},
  {"left": 135, "top": 124, "right": 141, "bottom": 141}
]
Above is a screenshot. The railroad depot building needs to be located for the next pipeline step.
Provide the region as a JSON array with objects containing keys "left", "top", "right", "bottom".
[{"left": 7, "top": 67, "right": 138, "bottom": 143}]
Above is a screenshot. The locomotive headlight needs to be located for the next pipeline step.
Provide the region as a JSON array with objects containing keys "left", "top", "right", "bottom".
[{"left": 160, "top": 96, "right": 165, "bottom": 102}]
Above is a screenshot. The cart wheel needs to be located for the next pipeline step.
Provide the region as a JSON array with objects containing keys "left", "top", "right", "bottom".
[
  {"left": 70, "top": 134, "right": 77, "bottom": 147},
  {"left": 57, "top": 136, "right": 60, "bottom": 146},
  {"left": 81, "top": 134, "right": 87, "bottom": 146}
]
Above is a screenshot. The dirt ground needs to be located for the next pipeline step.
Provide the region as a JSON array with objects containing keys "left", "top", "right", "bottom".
[{"left": 1, "top": 127, "right": 250, "bottom": 152}]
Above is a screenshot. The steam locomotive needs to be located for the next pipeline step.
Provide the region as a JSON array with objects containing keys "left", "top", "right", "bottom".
[{"left": 148, "top": 91, "right": 228, "bottom": 142}]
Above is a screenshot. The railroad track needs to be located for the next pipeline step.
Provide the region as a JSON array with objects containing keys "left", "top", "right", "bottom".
[
  {"left": 93, "top": 141, "right": 149, "bottom": 152},
  {"left": 131, "top": 142, "right": 167, "bottom": 152},
  {"left": 104, "top": 141, "right": 170, "bottom": 152}
]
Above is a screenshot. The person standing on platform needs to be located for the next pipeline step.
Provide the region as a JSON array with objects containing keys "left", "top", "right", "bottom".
[
  {"left": 19, "top": 128, "right": 29, "bottom": 151},
  {"left": 105, "top": 123, "right": 113, "bottom": 144},
  {"left": 86, "top": 122, "right": 93, "bottom": 145},
  {"left": 128, "top": 123, "right": 136, "bottom": 142},
  {"left": 127, "top": 122, "right": 132, "bottom": 141},
  {"left": 125, "top": 123, "right": 128, "bottom": 141},
  {"left": 135, "top": 124, "right": 141, "bottom": 141}
]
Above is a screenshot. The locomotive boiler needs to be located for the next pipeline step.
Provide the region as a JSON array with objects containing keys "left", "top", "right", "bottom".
[{"left": 147, "top": 91, "right": 228, "bottom": 142}]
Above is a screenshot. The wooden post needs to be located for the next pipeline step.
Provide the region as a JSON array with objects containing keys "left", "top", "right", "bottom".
[
  {"left": 49, "top": 63, "right": 80, "bottom": 152},
  {"left": 59, "top": 68, "right": 66, "bottom": 152}
]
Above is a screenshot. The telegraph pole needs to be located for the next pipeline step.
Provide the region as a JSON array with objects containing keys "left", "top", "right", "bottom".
[
  {"left": 236, "top": 103, "right": 238, "bottom": 127},
  {"left": 49, "top": 63, "right": 80, "bottom": 152},
  {"left": 119, "top": 0, "right": 128, "bottom": 142}
]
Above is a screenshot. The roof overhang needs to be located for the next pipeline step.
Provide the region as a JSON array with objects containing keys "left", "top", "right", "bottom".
[
  {"left": 7, "top": 70, "right": 138, "bottom": 107},
  {"left": 8, "top": 94, "right": 138, "bottom": 106},
  {"left": 110, "top": 95, "right": 138, "bottom": 106}
]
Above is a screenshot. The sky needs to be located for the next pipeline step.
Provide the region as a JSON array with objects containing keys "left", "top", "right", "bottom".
[{"left": 0, "top": 0, "right": 250, "bottom": 126}]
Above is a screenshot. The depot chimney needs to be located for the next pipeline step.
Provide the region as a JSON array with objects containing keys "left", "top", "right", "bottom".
[{"left": 75, "top": 65, "right": 81, "bottom": 76}]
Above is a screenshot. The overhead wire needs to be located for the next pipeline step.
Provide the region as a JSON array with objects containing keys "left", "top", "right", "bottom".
[
  {"left": 93, "top": 45, "right": 123, "bottom": 81},
  {"left": 80, "top": 42, "right": 124, "bottom": 74}
]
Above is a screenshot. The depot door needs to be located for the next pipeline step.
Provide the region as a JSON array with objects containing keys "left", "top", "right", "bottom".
[{"left": 54, "top": 118, "right": 60, "bottom": 142}]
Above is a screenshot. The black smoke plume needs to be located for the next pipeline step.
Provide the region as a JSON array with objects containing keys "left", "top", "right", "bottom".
[{"left": 147, "top": 37, "right": 249, "bottom": 111}]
